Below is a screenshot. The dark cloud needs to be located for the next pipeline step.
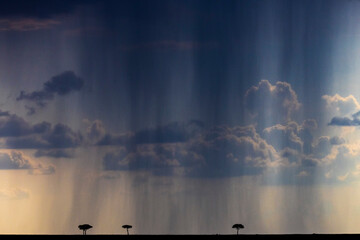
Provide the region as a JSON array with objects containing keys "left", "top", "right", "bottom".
[
  {"left": 43, "top": 71, "right": 84, "bottom": 95},
  {"left": 33, "top": 121, "right": 51, "bottom": 134},
  {"left": 0, "top": 109, "right": 81, "bottom": 149},
  {"left": 0, "top": 110, "right": 10, "bottom": 117},
  {"left": 16, "top": 71, "right": 84, "bottom": 114},
  {"left": 0, "top": 109, "right": 81, "bottom": 150},
  {"left": 0, "top": 113, "right": 33, "bottom": 137},
  {"left": 17, "top": 90, "right": 53, "bottom": 107},
  {"left": 97, "top": 120, "right": 205, "bottom": 146},
  {"left": 6, "top": 123, "right": 83, "bottom": 149},
  {"left": 97, "top": 132, "right": 132, "bottom": 146},
  {"left": 301, "top": 157, "right": 320, "bottom": 167},
  {"left": 44, "top": 123, "right": 82, "bottom": 148},
  {"left": 5, "top": 135, "right": 50, "bottom": 149},
  {"left": 328, "top": 115, "right": 360, "bottom": 126},
  {"left": 133, "top": 121, "right": 203, "bottom": 144}
]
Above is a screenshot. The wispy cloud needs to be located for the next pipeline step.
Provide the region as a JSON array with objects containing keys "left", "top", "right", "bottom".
[
  {"left": 0, "top": 188, "right": 29, "bottom": 200},
  {"left": 0, "top": 18, "right": 60, "bottom": 31}
]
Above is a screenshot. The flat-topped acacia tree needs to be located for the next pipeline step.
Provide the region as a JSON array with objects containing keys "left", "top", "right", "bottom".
[
  {"left": 122, "top": 225, "right": 132, "bottom": 235},
  {"left": 78, "top": 224, "right": 93, "bottom": 235},
  {"left": 232, "top": 224, "right": 244, "bottom": 235}
]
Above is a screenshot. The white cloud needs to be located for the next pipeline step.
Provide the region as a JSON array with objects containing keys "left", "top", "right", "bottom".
[{"left": 322, "top": 94, "right": 360, "bottom": 116}]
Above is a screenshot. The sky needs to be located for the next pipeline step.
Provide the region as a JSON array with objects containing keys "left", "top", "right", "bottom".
[{"left": 2, "top": 0, "right": 360, "bottom": 234}]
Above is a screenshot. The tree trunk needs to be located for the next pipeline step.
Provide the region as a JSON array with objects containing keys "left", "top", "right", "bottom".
[
  {"left": 237, "top": 229, "right": 239, "bottom": 235},
  {"left": 127, "top": 228, "right": 129, "bottom": 235}
]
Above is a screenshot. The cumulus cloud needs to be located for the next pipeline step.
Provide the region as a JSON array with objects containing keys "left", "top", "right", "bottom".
[
  {"left": 95, "top": 78, "right": 360, "bottom": 183},
  {"left": 263, "top": 121, "right": 303, "bottom": 152},
  {"left": 244, "top": 80, "right": 301, "bottom": 129},
  {"left": 103, "top": 125, "right": 283, "bottom": 177},
  {"left": 97, "top": 107, "right": 355, "bottom": 183},
  {"left": 99, "top": 119, "right": 360, "bottom": 183},
  {"left": 322, "top": 145, "right": 360, "bottom": 182},
  {"left": 262, "top": 119, "right": 317, "bottom": 154},
  {"left": 322, "top": 94, "right": 360, "bottom": 116},
  {"left": 17, "top": 71, "right": 84, "bottom": 114}
]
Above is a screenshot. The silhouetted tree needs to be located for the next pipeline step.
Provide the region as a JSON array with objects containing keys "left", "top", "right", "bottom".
[
  {"left": 78, "top": 224, "right": 93, "bottom": 235},
  {"left": 232, "top": 224, "right": 244, "bottom": 235},
  {"left": 122, "top": 225, "right": 132, "bottom": 235}
]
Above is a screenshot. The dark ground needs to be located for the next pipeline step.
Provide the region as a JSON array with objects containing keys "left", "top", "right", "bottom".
[{"left": 0, "top": 235, "right": 358, "bottom": 239}]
